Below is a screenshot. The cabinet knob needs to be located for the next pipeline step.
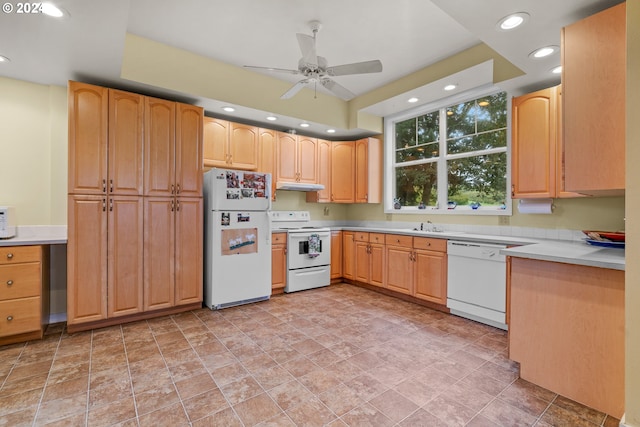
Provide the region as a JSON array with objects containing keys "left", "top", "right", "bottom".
[
  {"left": 6, "top": 280, "right": 13, "bottom": 286},
  {"left": 6, "top": 253, "right": 13, "bottom": 260},
  {"left": 6, "top": 315, "right": 13, "bottom": 321}
]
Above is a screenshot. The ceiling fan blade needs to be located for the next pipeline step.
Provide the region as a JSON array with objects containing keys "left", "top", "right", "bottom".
[
  {"left": 281, "top": 79, "right": 310, "bottom": 99},
  {"left": 326, "top": 60, "right": 383, "bottom": 76},
  {"left": 321, "top": 78, "right": 356, "bottom": 101},
  {"left": 296, "top": 33, "right": 318, "bottom": 68},
  {"left": 243, "top": 65, "right": 300, "bottom": 75}
]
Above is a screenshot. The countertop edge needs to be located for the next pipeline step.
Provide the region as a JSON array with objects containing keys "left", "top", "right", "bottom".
[{"left": 0, "top": 225, "right": 67, "bottom": 247}]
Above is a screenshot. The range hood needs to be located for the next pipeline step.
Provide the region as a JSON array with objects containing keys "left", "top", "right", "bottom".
[{"left": 276, "top": 181, "right": 325, "bottom": 192}]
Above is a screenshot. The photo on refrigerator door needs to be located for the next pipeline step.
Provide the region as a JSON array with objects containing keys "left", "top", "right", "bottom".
[
  {"left": 226, "top": 171, "right": 242, "bottom": 188},
  {"left": 221, "top": 212, "right": 230, "bottom": 226},
  {"left": 221, "top": 228, "right": 258, "bottom": 255}
]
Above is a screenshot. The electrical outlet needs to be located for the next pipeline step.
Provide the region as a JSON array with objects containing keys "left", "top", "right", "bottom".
[
  {"left": 498, "top": 216, "right": 510, "bottom": 225},
  {"left": 323, "top": 206, "right": 330, "bottom": 216}
]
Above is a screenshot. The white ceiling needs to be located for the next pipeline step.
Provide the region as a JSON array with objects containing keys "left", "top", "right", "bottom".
[{"left": 0, "top": 0, "right": 623, "bottom": 138}]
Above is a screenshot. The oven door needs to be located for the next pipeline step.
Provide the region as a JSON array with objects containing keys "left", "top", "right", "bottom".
[{"left": 287, "top": 230, "right": 331, "bottom": 270}]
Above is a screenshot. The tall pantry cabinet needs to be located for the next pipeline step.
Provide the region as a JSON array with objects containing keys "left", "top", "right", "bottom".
[{"left": 67, "top": 81, "right": 203, "bottom": 332}]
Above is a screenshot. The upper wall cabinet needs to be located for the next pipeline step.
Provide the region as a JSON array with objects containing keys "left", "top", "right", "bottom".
[
  {"left": 355, "top": 137, "right": 382, "bottom": 203},
  {"left": 330, "top": 141, "right": 355, "bottom": 203},
  {"left": 175, "top": 103, "right": 204, "bottom": 197},
  {"left": 203, "top": 117, "right": 259, "bottom": 171},
  {"left": 276, "top": 133, "right": 318, "bottom": 184},
  {"left": 562, "top": 2, "right": 625, "bottom": 196},
  {"left": 68, "top": 82, "right": 144, "bottom": 196},
  {"left": 258, "top": 128, "right": 277, "bottom": 199},
  {"left": 306, "top": 139, "right": 332, "bottom": 203}
]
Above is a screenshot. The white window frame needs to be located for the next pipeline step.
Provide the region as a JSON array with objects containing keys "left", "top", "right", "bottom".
[{"left": 384, "top": 85, "right": 512, "bottom": 215}]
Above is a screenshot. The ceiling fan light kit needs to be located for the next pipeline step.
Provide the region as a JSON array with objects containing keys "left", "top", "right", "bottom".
[{"left": 243, "top": 20, "right": 383, "bottom": 100}]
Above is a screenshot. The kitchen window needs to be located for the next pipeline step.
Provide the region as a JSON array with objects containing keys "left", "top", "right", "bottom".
[{"left": 384, "top": 88, "right": 510, "bottom": 214}]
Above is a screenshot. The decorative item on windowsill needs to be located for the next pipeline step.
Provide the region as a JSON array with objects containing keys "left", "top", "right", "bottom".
[
  {"left": 470, "top": 202, "right": 481, "bottom": 210},
  {"left": 418, "top": 202, "right": 426, "bottom": 209},
  {"left": 447, "top": 201, "right": 457, "bottom": 210},
  {"left": 393, "top": 198, "right": 402, "bottom": 210}
]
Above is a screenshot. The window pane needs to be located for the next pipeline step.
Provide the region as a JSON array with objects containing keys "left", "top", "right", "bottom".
[
  {"left": 447, "top": 152, "right": 507, "bottom": 207},
  {"left": 476, "top": 92, "right": 507, "bottom": 132},
  {"left": 395, "top": 163, "right": 438, "bottom": 207},
  {"left": 446, "top": 99, "right": 476, "bottom": 138},
  {"left": 447, "top": 129, "right": 507, "bottom": 155},
  {"left": 395, "top": 142, "right": 439, "bottom": 163},
  {"left": 417, "top": 111, "right": 439, "bottom": 144},
  {"left": 395, "top": 117, "right": 416, "bottom": 150}
]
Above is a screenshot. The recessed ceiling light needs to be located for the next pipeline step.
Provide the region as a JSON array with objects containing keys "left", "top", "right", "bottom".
[
  {"left": 41, "top": 2, "right": 65, "bottom": 17},
  {"left": 444, "top": 84, "right": 457, "bottom": 91},
  {"left": 496, "top": 12, "right": 530, "bottom": 31},
  {"left": 550, "top": 65, "right": 562, "bottom": 74},
  {"left": 326, "top": 129, "right": 336, "bottom": 134},
  {"left": 222, "top": 106, "right": 235, "bottom": 112},
  {"left": 266, "top": 116, "right": 277, "bottom": 121},
  {"left": 300, "top": 123, "right": 310, "bottom": 128},
  {"left": 529, "top": 46, "right": 559, "bottom": 59},
  {"left": 0, "top": 55, "right": 10, "bottom": 63},
  {"left": 407, "top": 97, "right": 419, "bottom": 103}
]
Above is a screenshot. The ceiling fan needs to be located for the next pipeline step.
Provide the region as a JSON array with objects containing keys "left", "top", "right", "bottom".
[{"left": 244, "top": 20, "right": 383, "bottom": 101}]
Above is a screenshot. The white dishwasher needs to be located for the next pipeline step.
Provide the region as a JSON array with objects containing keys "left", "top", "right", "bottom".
[{"left": 446, "top": 241, "right": 508, "bottom": 330}]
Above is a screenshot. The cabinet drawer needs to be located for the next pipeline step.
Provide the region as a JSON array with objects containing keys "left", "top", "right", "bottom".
[
  {"left": 385, "top": 234, "right": 413, "bottom": 248},
  {"left": 272, "top": 232, "right": 287, "bottom": 244},
  {"left": 0, "top": 263, "right": 41, "bottom": 300},
  {"left": 414, "top": 237, "right": 447, "bottom": 252},
  {"left": 0, "top": 297, "right": 41, "bottom": 337},
  {"left": 354, "top": 232, "right": 369, "bottom": 243},
  {"left": 369, "top": 233, "right": 385, "bottom": 244},
  {"left": 0, "top": 246, "right": 41, "bottom": 265}
]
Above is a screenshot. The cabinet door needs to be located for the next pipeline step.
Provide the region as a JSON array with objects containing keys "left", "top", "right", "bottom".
[
  {"left": 369, "top": 243, "right": 385, "bottom": 287},
  {"left": 277, "top": 132, "right": 298, "bottom": 183},
  {"left": 271, "top": 242, "right": 287, "bottom": 291},
  {"left": 330, "top": 231, "right": 342, "bottom": 280},
  {"left": 108, "top": 196, "right": 143, "bottom": 317},
  {"left": 354, "top": 241, "right": 371, "bottom": 283},
  {"left": 176, "top": 103, "right": 203, "bottom": 197},
  {"left": 297, "top": 136, "right": 318, "bottom": 183},
  {"left": 108, "top": 90, "right": 144, "bottom": 195},
  {"left": 143, "top": 197, "right": 175, "bottom": 310},
  {"left": 512, "top": 87, "right": 557, "bottom": 198},
  {"left": 414, "top": 250, "right": 447, "bottom": 304},
  {"left": 230, "top": 123, "right": 259, "bottom": 170},
  {"left": 68, "top": 81, "right": 108, "bottom": 195},
  {"left": 308, "top": 139, "right": 332, "bottom": 202},
  {"left": 144, "top": 97, "right": 176, "bottom": 196},
  {"left": 67, "top": 195, "right": 107, "bottom": 324},
  {"left": 385, "top": 245, "right": 413, "bottom": 295},
  {"left": 342, "top": 232, "right": 355, "bottom": 280},
  {"left": 331, "top": 141, "right": 355, "bottom": 203},
  {"left": 175, "top": 197, "right": 203, "bottom": 305},
  {"left": 562, "top": 3, "right": 625, "bottom": 195},
  {"left": 203, "top": 117, "right": 229, "bottom": 168},
  {"left": 355, "top": 138, "right": 369, "bottom": 203},
  {"left": 258, "top": 128, "right": 277, "bottom": 199}
]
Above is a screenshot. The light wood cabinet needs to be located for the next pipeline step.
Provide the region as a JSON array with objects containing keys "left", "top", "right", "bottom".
[
  {"left": 385, "top": 236, "right": 414, "bottom": 295},
  {"left": 354, "top": 232, "right": 385, "bottom": 287},
  {"left": 342, "top": 231, "right": 355, "bottom": 280},
  {"left": 68, "top": 81, "right": 203, "bottom": 332},
  {"left": 258, "top": 128, "right": 277, "bottom": 200},
  {"left": 271, "top": 232, "right": 287, "bottom": 292},
  {"left": 306, "top": 139, "right": 332, "bottom": 203},
  {"left": 276, "top": 133, "right": 318, "bottom": 185},
  {"left": 330, "top": 231, "right": 342, "bottom": 281},
  {"left": 355, "top": 137, "right": 382, "bottom": 203},
  {"left": 331, "top": 141, "right": 355, "bottom": 203},
  {"left": 509, "top": 258, "right": 624, "bottom": 417},
  {"left": 562, "top": 3, "right": 625, "bottom": 195},
  {"left": 203, "top": 119, "right": 259, "bottom": 171},
  {"left": 0, "top": 245, "right": 49, "bottom": 345}
]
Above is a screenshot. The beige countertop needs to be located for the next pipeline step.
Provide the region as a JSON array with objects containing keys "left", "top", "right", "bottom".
[{"left": 0, "top": 226, "right": 67, "bottom": 246}]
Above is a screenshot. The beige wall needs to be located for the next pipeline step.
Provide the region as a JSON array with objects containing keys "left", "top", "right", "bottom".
[
  {"left": 0, "top": 77, "right": 67, "bottom": 225},
  {"left": 626, "top": 0, "right": 639, "bottom": 424}
]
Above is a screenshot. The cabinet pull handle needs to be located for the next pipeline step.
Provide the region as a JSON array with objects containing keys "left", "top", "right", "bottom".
[
  {"left": 109, "top": 179, "right": 113, "bottom": 192},
  {"left": 511, "top": 185, "right": 515, "bottom": 197},
  {"left": 6, "top": 253, "right": 13, "bottom": 260},
  {"left": 171, "top": 199, "right": 174, "bottom": 212},
  {"left": 176, "top": 200, "right": 180, "bottom": 212},
  {"left": 6, "top": 315, "right": 13, "bottom": 321},
  {"left": 171, "top": 184, "right": 175, "bottom": 194},
  {"left": 109, "top": 199, "right": 113, "bottom": 212},
  {"left": 176, "top": 183, "right": 181, "bottom": 194},
  {"left": 284, "top": 248, "right": 287, "bottom": 255},
  {"left": 102, "top": 199, "right": 106, "bottom": 212},
  {"left": 7, "top": 280, "right": 13, "bottom": 286},
  {"left": 102, "top": 179, "right": 106, "bottom": 193}
]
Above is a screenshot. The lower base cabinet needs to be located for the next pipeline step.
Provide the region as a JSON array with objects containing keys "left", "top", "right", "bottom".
[
  {"left": 272, "top": 232, "right": 287, "bottom": 292},
  {"left": 0, "top": 245, "right": 49, "bottom": 345}
]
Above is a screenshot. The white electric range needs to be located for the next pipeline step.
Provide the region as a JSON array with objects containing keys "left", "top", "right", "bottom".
[{"left": 270, "top": 211, "right": 331, "bottom": 293}]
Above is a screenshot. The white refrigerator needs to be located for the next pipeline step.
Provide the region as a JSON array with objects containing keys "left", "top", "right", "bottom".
[{"left": 203, "top": 168, "right": 272, "bottom": 309}]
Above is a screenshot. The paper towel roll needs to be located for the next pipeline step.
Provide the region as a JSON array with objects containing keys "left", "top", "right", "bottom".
[{"left": 518, "top": 198, "right": 554, "bottom": 214}]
